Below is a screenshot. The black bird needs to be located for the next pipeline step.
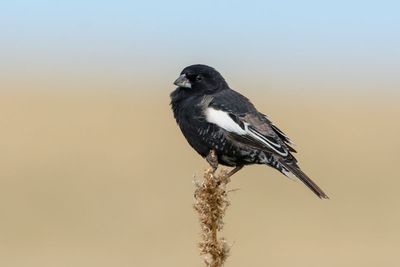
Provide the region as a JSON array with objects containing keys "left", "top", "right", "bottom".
[{"left": 170, "top": 64, "right": 328, "bottom": 199}]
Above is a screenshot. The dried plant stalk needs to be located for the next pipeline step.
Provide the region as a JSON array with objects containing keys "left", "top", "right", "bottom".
[{"left": 193, "top": 150, "right": 231, "bottom": 267}]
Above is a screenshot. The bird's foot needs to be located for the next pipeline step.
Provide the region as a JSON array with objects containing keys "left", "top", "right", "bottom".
[
  {"left": 224, "top": 165, "right": 244, "bottom": 179},
  {"left": 206, "top": 149, "right": 218, "bottom": 173},
  {"left": 218, "top": 166, "right": 244, "bottom": 185}
]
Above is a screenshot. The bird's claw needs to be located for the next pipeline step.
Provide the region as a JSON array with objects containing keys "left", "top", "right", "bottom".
[{"left": 206, "top": 149, "right": 219, "bottom": 173}]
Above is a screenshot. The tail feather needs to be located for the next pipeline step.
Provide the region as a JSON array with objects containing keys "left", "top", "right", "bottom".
[{"left": 281, "top": 163, "right": 329, "bottom": 199}]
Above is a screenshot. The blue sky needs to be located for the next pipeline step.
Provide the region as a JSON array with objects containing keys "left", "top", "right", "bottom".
[{"left": 1, "top": 0, "right": 399, "bottom": 92}]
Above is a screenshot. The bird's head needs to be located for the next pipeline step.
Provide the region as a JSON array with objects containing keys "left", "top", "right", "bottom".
[{"left": 173, "top": 64, "right": 228, "bottom": 93}]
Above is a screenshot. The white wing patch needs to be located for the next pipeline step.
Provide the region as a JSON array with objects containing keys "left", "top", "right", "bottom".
[
  {"left": 205, "top": 108, "right": 247, "bottom": 135},
  {"left": 204, "top": 107, "right": 288, "bottom": 156}
]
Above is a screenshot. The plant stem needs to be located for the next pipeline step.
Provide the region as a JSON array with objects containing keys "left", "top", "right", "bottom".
[{"left": 194, "top": 150, "right": 230, "bottom": 267}]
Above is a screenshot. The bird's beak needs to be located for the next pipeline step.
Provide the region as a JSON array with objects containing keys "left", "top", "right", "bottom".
[{"left": 173, "top": 74, "right": 191, "bottom": 88}]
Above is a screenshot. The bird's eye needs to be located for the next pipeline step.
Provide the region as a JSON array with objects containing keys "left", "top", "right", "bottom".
[{"left": 196, "top": 75, "right": 202, "bottom": 81}]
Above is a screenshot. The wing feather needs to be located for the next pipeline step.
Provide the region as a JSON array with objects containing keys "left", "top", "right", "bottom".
[{"left": 204, "top": 106, "right": 292, "bottom": 157}]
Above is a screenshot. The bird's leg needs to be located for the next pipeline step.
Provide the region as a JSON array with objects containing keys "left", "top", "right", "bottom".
[
  {"left": 206, "top": 149, "right": 219, "bottom": 173},
  {"left": 224, "top": 165, "right": 244, "bottom": 179}
]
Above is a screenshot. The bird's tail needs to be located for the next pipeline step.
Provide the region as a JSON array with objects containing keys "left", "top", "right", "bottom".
[{"left": 280, "top": 162, "right": 329, "bottom": 199}]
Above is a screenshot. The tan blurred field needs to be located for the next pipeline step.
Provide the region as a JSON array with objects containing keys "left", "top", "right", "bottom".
[{"left": 1, "top": 89, "right": 400, "bottom": 267}]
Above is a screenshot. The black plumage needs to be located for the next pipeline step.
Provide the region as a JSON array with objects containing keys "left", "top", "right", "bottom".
[{"left": 170, "top": 64, "right": 328, "bottom": 199}]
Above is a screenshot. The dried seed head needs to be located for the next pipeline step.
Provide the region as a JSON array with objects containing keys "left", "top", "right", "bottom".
[{"left": 194, "top": 167, "right": 232, "bottom": 267}]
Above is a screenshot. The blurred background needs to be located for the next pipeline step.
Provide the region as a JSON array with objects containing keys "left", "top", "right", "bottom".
[{"left": 1, "top": 1, "right": 400, "bottom": 266}]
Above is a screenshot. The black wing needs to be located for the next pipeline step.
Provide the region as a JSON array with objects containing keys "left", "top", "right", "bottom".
[{"left": 208, "top": 89, "right": 296, "bottom": 159}]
